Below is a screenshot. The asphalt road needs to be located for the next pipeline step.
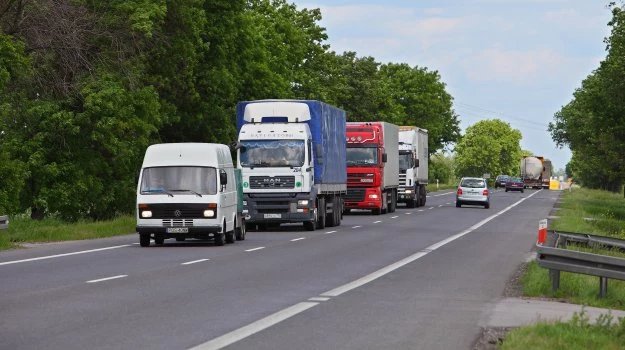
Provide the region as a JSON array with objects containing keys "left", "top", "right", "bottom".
[{"left": 0, "top": 188, "right": 560, "bottom": 350}]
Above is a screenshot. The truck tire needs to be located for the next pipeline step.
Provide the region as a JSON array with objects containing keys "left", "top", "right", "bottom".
[
  {"left": 140, "top": 234, "right": 151, "bottom": 247},
  {"left": 407, "top": 197, "right": 416, "bottom": 208},
  {"left": 325, "top": 196, "right": 335, "bottom": 227},
  {"left": 317, "top": 198, "right": 326, "bottom": 229},
  {"left": 304, "top": 208, "right": 317, "bottom": 231},
  {"left": 388, "top": 191, "right": 397, "bottom": 213},
  {"left": 420, "top": 186, "right": 427, "bottom": 206}
]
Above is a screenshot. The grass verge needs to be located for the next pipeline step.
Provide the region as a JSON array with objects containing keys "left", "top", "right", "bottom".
[
  {"left": 0, "top": 215, "right": 136, "bottom": 250},
  {"left": 500, "top": 187, "right": 625, "bottom": 349},
  {"left": 501, "top": 309, "right": 625, "bottom": 350}
]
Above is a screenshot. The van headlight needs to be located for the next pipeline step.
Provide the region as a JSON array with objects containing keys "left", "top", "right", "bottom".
[
  {"left": 141, "top": 210, "right": 153, "bottom": 218},
  {"left": 204, "top": 210, "right": 216, "bottom": 218},
  {"left": 297, "top": 199, "right": 309, "bottom": 206}
]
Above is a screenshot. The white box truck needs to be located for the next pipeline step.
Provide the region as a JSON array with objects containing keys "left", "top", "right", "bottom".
[
  {"left": 136, "top": 143, "right": 244, "bottom": 247},
  {"left": 397, "top": 126, "right": 428, "bottom": 207}
]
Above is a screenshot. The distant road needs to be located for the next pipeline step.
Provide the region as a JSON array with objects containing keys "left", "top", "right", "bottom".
[{"left": 0, "top": 189, "right": 560, "bottom": 350}]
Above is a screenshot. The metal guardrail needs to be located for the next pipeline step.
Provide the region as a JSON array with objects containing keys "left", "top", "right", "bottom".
[
  {"left": 536, "top": 230, "right": 625, "bottom": 297},
  {"left": 0, "top": 215, "right": 8, "bottom": 230}
]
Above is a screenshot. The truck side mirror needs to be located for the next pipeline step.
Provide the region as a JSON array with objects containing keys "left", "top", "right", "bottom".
[
  {"left": 415, "top": 158, "right": 419, "bottom": 167},
  {"left": 382, "top": 153, "right": 388, "bottom": 163}
]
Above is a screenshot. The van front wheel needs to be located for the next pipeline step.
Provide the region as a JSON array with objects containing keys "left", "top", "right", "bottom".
[{"left": 139, "top": 234, "right": 150, "bottom": 247}]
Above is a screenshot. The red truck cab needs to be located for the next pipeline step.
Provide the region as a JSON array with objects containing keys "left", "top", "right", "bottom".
[{"left": 344, "top": 122, "right": 399, "bottom": 215}]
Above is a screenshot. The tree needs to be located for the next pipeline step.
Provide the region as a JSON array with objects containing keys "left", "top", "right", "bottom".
[{"left": 454, "top": 119, "right": 522, "bottom": 179}]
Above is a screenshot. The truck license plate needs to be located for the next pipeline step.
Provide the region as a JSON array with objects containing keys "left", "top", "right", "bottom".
[
  {"left": 264, "top": 214, "right": 281, "bottom": 219},
  {"left": 166, "top": 227, "right": 189, "bottom": 234}
]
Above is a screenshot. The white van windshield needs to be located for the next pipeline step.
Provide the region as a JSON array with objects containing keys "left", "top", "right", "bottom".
[{"left": 140, "top": 166, "right": 217, "bottom": 195}]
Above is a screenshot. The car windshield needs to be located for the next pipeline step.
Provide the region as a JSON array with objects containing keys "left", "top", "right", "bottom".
[
  {"left": 509, "top": 177, "right": 522, "bottom": 183},
  {"left": 460, "top": 179, "right": 486, "bottom": 188},
  {"left": 239, "top": 140, "right": 305, "bottom": 168},
  {"left": 140, "top": 166, "right": 217, "bottom": 195}
]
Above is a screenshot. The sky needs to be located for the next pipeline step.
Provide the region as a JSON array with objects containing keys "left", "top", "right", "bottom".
[{"left": 293, "top": 0, "right": 615, "bottom": 171}]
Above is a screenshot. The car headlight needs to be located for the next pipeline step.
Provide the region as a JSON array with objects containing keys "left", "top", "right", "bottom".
[
  {"left": 297, "top": 199, "right": 309, "bottom": 206},
  {"left": 204, "top": 210, "right": 215, "bottom": 217},
  {"left": 141, "top": 210, "right": 152, "bottom": 218}
]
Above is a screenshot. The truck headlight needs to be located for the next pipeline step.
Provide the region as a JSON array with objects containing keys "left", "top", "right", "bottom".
[
  {"left": 204, "top": 210, "right": 215, "bottom": 217},
  {"left": 243, "top": 201, "right": 247, "bottom": 206},
  {"left": 404, "top": 189, "right": 413, "bottom": 194},
  {"left": 141, "top": 210, "right": 152, "bottom": 218},
  {"left": 368, "top": 194, "right": 379, "bottom": 199},
  {"left": 297, "top": 199, "right": 309, "bottom": 206}
]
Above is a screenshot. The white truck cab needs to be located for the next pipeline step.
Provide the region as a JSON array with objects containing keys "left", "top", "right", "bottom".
[{"left": 136, "top": 143, "right": 239, "bottom": 247}]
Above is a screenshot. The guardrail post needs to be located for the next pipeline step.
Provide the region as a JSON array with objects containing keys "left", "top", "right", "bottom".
[
  {"left": 599, "top": 277, "right": 608, "bottom": 298},
  {"left": 549, "top": 269, "right": 560, "bottom": 293}
]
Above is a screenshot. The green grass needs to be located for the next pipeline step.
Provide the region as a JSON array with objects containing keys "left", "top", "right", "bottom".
[
  {"left": 0, "top": 215, "right": 136, "bottom": 250},
  {"left": 502, "top": 186, "right": 625, "bottom": 348},
  {"left": 426, "top": 182, "right": 458, "bottom": 192},
  {"left": 501, "top": 310, "right": 625, "bottom": 350}
]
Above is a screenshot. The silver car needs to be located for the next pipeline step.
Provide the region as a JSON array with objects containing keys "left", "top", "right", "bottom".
[{"left": 456, "top": 177, "right": 490, "bottom": 209}]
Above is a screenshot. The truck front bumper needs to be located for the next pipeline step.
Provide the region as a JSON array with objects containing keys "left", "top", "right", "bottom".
[
  {"left": 244, "top": 193, "right": 315, "bottom": 224},
  {"left": 397, "top": 186, "right": 416, "bottom": 203}
]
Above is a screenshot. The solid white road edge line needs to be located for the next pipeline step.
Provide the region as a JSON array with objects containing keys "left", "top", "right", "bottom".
[
  {"left": 189, "top": 302, "right": 318, "bottom": 350},
  {"left": 0, "top": 244, "right": 132, "bottom": 267},
  {"left": 188, "top": 190, "right": 542, "bottom": 350},
  {"left": 182, "top": 259, "right": 210, "bottom": 265},
  {"left": 86, "top": 275, "right": 128, "bottom": 283},
  {"left": 245, "top": 247, "right": 265, "bottom": 252}
]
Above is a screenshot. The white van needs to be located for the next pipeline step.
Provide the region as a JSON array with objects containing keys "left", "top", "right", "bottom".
[{"left": 136, "top": 143, "right": 240, "bottom": 247}]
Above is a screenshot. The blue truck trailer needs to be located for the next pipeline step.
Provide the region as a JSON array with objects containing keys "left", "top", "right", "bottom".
[{"left": 236, "top": 99, "right": 347, "bottom": 231}]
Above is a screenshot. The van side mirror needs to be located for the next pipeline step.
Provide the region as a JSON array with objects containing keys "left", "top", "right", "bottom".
[{"left": 220, "top": 170, "right": 227, "bottom": 185}]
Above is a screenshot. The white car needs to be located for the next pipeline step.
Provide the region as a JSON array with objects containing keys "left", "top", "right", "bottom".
[{"left": 456, "top": 177, "right": 490, "bottom": 209}]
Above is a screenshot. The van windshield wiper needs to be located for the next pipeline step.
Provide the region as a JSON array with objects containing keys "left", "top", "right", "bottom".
[
  {"left": 143, "top": 189, "right": 174, "bottom": 197},
  {"left": 170, "top": 189, "right": 202, "bottom": 197}
]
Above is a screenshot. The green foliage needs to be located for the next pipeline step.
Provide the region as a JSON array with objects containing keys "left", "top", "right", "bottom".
[
  {"left": 0, "top": 0, "right": 461, "bottom": 224},
  {"left": 429, "top": 152, "right": 455, "bottom": 184},
  {"left": 549, "top": 4, "right": 625, "bottom": 193},
  {"left": 454, "top": 119, "right": 522, "bottom": 178}
]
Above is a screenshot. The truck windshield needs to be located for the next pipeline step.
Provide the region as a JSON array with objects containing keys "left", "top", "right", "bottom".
[
  {"left": 140, "top": 166, "right": 217, "bottom": 195},
  {"left": 239, "top": 140, "right": 305, "bottom": 168},
  {"left": 346, "top": 147, "right": 377, "bottom": 166},
  {"left": 398, "top": 152, "right": 414, "bottom": 171}
]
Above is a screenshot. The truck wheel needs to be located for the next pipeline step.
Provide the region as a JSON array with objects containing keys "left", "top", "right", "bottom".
[
  {"left": 325, "top": 196, "right": 335, "bottom": 227},
  {"left": 214, "top": 232, "right": 225, "bottom": 246},
  {"left": 317, "top": 198, "right": 326, "bottom": 229},
  {"left": 154, "top": 235, "right": 165, "bottom": 245},
  {"left": 304, "top": 208, "right": 317, "bottom": 231},
  {"left": 389, "top": 191, "right": 397, "bottom": 213},
  {"left": 139, "top": 234, "right": 151, "bottom": 247},
  {"left": 420, "top": 186, "right": 427, "bottom": 206},
  {"left": 407, "top": 197, "right": 416, "bottom": 208},
  {"left": 236, "top": 219, "right": 246, "bottom": 240},
  {"left": 373, "top": 207, "right": 382, "bottom": 215}
]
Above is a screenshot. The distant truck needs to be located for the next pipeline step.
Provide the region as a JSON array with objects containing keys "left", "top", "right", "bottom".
[
  {"left": 397, "top": 126, "right": 428, "bottom": 208},
  {"left": 520, "top": 155, "right": 544, "bottom": 189},
  {"left": 236, "top": 100, "right": 347, "bottom": 231},
  {"left": 136, "top": 143, "right": 244, "bottom": 247},
  {"left": 344, "top": 122, "right": 399, "bottom": 215},
  {"left": 541, "top": 159, "right": 553, "bottom": 189}
]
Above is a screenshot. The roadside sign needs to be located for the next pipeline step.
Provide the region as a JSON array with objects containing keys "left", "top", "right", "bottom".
[
  {"left": 537, "top": 219, "right": 547, "bottom": 245},
  {"left": 483, "top": 173, "right": 490, "bottom": 179}
]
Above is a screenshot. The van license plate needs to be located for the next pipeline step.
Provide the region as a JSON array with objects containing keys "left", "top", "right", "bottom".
[
  {"left": 166, "top": 227, "right": 189, "bottom": 233},
  {"left": 264, "top": 214, "right": 281, "bottom": 219}
]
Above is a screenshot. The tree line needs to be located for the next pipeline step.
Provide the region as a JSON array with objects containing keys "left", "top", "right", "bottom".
[
  {"left": 550, "top": 2, "right": 625, "bottom": 195},
  {"left": 0, "top": 0, "right": 460, "bottom": 220}
]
